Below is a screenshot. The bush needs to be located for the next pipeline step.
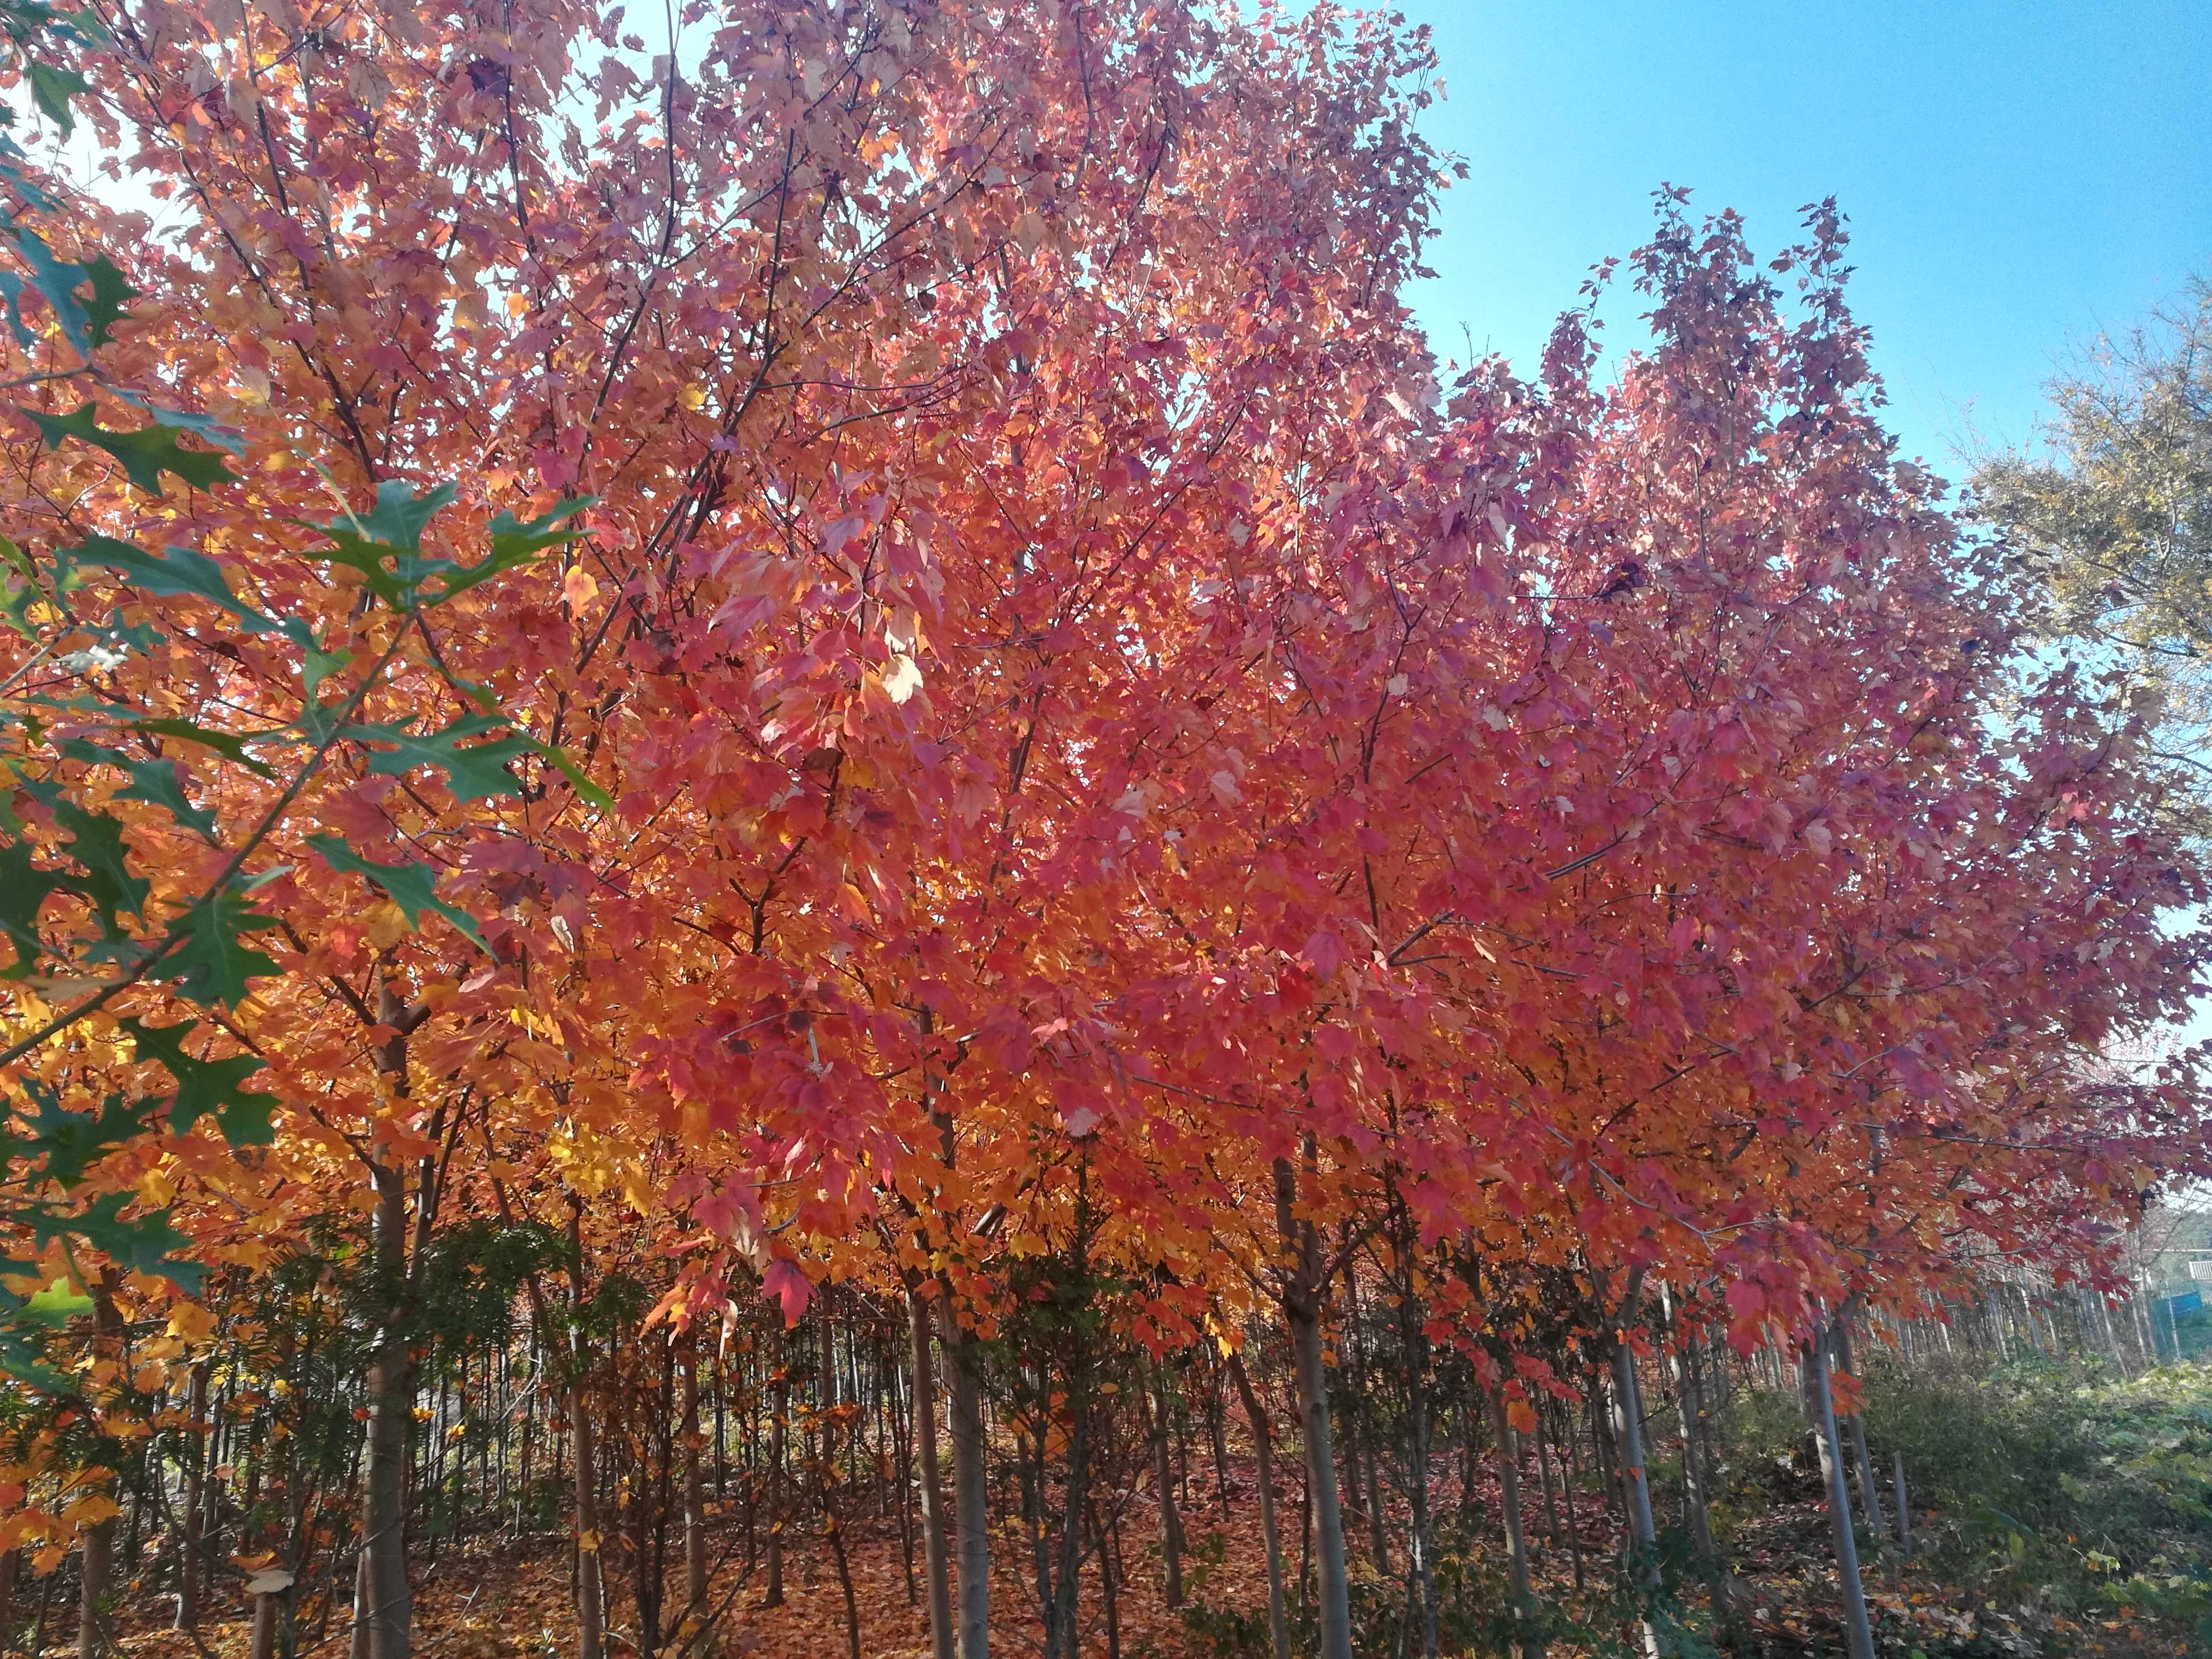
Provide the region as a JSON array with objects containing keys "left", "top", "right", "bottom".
[{"left": 1713, "top": 1352, "right": 2212, "bottom": 1648}]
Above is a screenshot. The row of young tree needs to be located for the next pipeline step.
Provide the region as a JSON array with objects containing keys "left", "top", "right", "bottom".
[
  {"left": 12, "top": 1219, "right": 2191, "bottom": 1659},
  {"left": 0, "top": 0, "right": 2204, "bottom": 1655}
]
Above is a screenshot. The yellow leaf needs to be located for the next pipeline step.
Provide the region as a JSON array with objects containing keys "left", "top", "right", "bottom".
[
  {"left": 562, "top": 564, "right": 600, "bottom": 615},
  {"left": 362, "top": 899, "right": 408, "bottom": 953},
  {"left": 63, "top": 1493, "right": 118, "bottom": 1527},
  {"left": 166, "top": 1300, "right": 215, "bottom": 1346}
]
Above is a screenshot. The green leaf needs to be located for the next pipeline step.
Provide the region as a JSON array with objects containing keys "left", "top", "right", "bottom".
[
  {"left": 350, "top": 478, "right": 456, "bottom": 551},
  {"left": 109, "top": 388, "right": 243, "bottom": 455},
  {"left": 305, "top": 833, "right": 488, "bottom": 950},
  {"left": 0, "top": 841, "right": 66, "bottom": 972},
  {"left": 30, "top": 1190, "right": 202, "bottom": 1291},
  {"left": 26, "top": 62, "right": 89, "bottom": 138},
  {"left": 440, "top": 496, "right": 596, "bottom": 598},
  {"left": 128, "top": 718, "right": 275, "bottom": 778},
  {"left": 52, "top": 800, "right": 146, "bottom": 928},
  {"left": 117, "top": 756, "right": 217, "bottom": 839},
  {"left": 3, "top": 220, "right": 93, "bottom": 357},
  {"left": 28, "top": 404, "right": 239, "bottom": 494},
  {"left": 0, "top": 271, "right": 34, "bottom": 348},
  {"left": 350, "top": 714, "right": 536, "bottom": 801},
  {"left": 17, "top": 1080, "right": 158, "bottom": 1187},
  {"left": 22, "top": 1278, "right": 89, "bottom": 1325},
  {"left": 156, "top": 887, "right": 281, "bottom": 1006},
  {"left": 62, "top": 536, "right": 315, "bottom": 656},
  {"left": 119, "top": 1017, "right": 277, "bottom": 1144},
  {"left": 63, "top": 533, "right": 252, "bottom": 618},
  {"left": 535, "top": 738, "right": 612, "bottom": 811},
  {"left": 75, "top": 254, "right": 133, "bottom": 351},
  {"left": 309, "top": 479, "right": 458, "bottom": 607}
]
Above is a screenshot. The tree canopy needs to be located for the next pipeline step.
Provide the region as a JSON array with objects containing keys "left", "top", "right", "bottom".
[{"left": 0, "top": 1, "right": 2203, "bottom": 1655}]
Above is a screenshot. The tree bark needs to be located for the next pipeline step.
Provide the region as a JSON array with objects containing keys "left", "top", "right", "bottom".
[
  {"left": 1147, "top": 1363, "right": 1185, "bottom": 1609},
  {"left": 910, "top": 1291, "right": 957, "bottom": 1659},
  {"left": 764, "top": 1326, "right": 787, "bottom": 1611},
  {"left": 569, "top": 1376, "right": 605, "bottom": 1659},
  {"left": 947, "top": 1314, "right": 991, "bottom": 1659},
  {"left": 566, "top": 1201, "right": 605, "bottom": 1659},
  {"left": 1804, "top": 1333, "right": 1876, "bottom": 1659},
  {"left": 361, "top": 1163, "right": 414, "bottom": 1659},
  {"left": 174, "top": 1359, "right": 210, "bottom": 1634},
  {"left": 1277, "top": 1154, "right": 1352, "bottom": 1659},
  {"left": 1830, "top": 1305, "right": 1886, "bottom": 1537},
  {"left": 1488, "top": 1389, "right": 1542, "bottom": 1659},
  {"left": 1609, "top": 1341, "right": 1661, "bottom": 1659},
  {"left": 1669, "top": 1327, "right": 1730, "bottom": 1611},
  {"left": 681, "top": 1331, "right": 709, "bottom": 1629}
]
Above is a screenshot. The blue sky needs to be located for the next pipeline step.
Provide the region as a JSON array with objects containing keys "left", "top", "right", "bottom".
[{"left": 1390, "top": 1, "right": 2211, "bottom": 483}]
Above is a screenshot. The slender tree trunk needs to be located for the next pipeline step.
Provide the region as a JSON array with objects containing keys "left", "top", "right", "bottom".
[
  {"left": 1088, "top": 1497, "right": 1120, "bottom": 1659},
  {"left": 1047, "top": 1371, "right": 1090, "bottom": 1659},
  {"left": 361, "top": 1165, "right": 414, "bottom": 1659},
  {"left": 1277, "top": 1154, "right": 1352, "bottom": 1659},
  {"left": 1488, "top": 1389, "right": 1542, "bottom": 1659},
  {"left": 564, "top": 1201, "right": 605, "bottom": 1659},
  {"left": 1804, "top": 1333, "right": 1876, "bottom": 1659},
  {"left": 176, "top": 1359, "right": 210, "bottom": 1634},
  {"left": 1830, "top": 1306, "right": 1886, "bottom": 1537},
  {"left": 923, "top": 1010, "right": 991, "bottom": 1659},
  {"left": 1226, "top": 1351, "right": 1291, "bottom": 1659},
  {"left": 1148, "top": 1364, "right": 1185, "bottom": 1609},
  {"left": 570, "top": 1378, "right": 605, "bottom": 1659},
  {"left": 947, "top": 1315, "right": 990, "bottom": 1659},
  {"left": 1892, "top": 1453, "right": 1913, "bottom": 1560},
  {"left": 1534, "top": 1409, "right": 1563, "bottom": 1551},
  {"left": 1669, "top": 1329, "right": 1730, "bottom": 1610},
  {"left": 1610, "top": 1341, "right": 1661, "bottom": 1659},
  {"left": 764, "top": 1328, "right": 788, "bottom": 1610},
  {"left": 817, "top": 1429, "right": 862, "bottom": 1659},
  {"left": 1554, "top": 1401, "right": 1586, "bottom": 1592},
  {"left": 910, "top": 1292, "right": 957, "bottom": 1659},
  {"left": 681, "top": 1332, "right": 709, "bottom": 1628}
]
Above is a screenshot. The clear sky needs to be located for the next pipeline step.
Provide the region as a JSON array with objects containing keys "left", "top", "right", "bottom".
[{"left": 1390, "top": 1, "right": 2212, "bottom": 482}]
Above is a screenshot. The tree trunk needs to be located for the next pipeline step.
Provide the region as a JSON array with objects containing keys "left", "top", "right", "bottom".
[
  {"left": 1147, "top": 1365, "right": 1185, "bottom": 1609},
  {"left": 1554, "top": 1401, "right": 1586, "bottom": 1592},
  {"left": 1669, "top": 1330, "right": 1730, "bottom": 1611},
  {"left": 1830, "top": 1306, "right": 1886, "bottom": 1538},
  {"left": 564, "top": 1200, "right": 605, "bottom": 1659},
  {"left": 947, "top": 1314, "right": 991, "bottom": 1659},
  {"left": 923, "top": 1010, "right": 991, "bottom": 1659},
  {"left": 1488, "top": 1390, "right": 1542, "bottom": 1659},
  {"left": 1609, "top": 1341, "right": 1661, "bottom": 1659},
  {"left": 1804, "top": 1333, "right": 1876, "bottom": 1659},
  {"left": 1892, "top": 1452, "right": 1913, "bottom": 1560},
  {"left": 570, "top": 1378, "right": 605, "bottom": 1659},
  {"left": 1277, "top": 1155, "right": 1352, "bottom": 1659},
  {"left": 764, "top": 1330, "right": 787, "bottom": 1611},
  {"left": 175, "top": 1360, "right": 210, "bottom": 1633},
  {"left": 681, "top": 1332, "right": 709, "bottom": 1629},
  {"left": 1047, "top": 1371, "right": 1090, "bottom": 1659},
  {"left": 1226, "top": 1351, "right": 1291, "bottom": 1659},
  {"left": 75, "top": 1514, "right": 114, "bottom": 1659},
  {"left": 361, "top": 1165, "right": 414, "bottom": 1659},
  {"left": 910, "top": 1292, "right": 957, "bottom": 1659}
]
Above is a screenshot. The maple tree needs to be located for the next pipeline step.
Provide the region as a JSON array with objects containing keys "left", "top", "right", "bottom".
[{"left": 0, "top": 0, "right": 2204, "bottom": 1656}]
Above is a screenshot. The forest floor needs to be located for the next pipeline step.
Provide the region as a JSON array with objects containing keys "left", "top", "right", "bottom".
[{"left": 94, "top": 1358, "right": 2212, "bottom": 1659}]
